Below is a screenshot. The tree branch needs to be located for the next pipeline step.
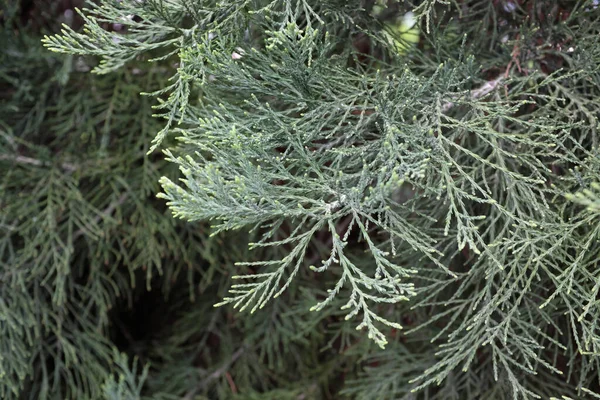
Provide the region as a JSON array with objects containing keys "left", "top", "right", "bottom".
[
  {"left": 0, "top": 154, "right": 77, "bottom": 172},
  {"left": 73, "top": 193, "right": 129, "bottom": 240},
  {"left": 441, "top": 75, "right": 504, "bottom": 113},
  {"left": 183, "top": 347, "right": 245, "bottom": 400}
]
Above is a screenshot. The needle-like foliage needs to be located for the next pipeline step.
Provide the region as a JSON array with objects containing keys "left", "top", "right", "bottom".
[{"left": 3, "top": 0, "right": 600, "bottom": 398}]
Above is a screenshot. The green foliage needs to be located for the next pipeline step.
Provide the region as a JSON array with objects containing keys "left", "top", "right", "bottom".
[
  {"left": 1, "top": 1, "right": 209, "bottom": 398},
  {"left": 102, "top": 352, "right": 148, "bottom": 400},
  {"left": 3, "top": 0, "right": 600, "bottom": 399},
  {"left": 568, "top": 181, "right": 600, "bottom": 212}
]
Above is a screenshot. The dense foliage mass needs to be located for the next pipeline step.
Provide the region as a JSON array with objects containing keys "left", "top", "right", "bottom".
[{"left": 2, "top": 0, "right": 600, "bottom": 398}]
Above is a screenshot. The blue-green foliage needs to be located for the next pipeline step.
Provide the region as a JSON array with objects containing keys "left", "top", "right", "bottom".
[{"left": 2, "top": 0, "right": 600, "bottom": 399}]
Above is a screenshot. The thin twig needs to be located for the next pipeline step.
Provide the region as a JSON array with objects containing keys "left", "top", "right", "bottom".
[
  {"left": 0, "top": 154, "right": 77, "bottom": 172},
  {"left": 441, "top": 75, "right": 504, "bottom": 113},
  {"left": 73, "top": 193, "right": 128, "bottom": 239},
  {"left": 182, "top": 347, "right": 245, "bottom": 400}
]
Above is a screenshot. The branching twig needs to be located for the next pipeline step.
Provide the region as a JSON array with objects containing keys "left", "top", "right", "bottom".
[
  {"left": 0, "top": 154, "right": 77, "bottom": 172},
  {"left": 182, "top": 347, "right": 245, "bottom": 400},
  {"left": 441, "top": 75, "right": 504, "bottom": 113},
  {"left": 73, "top": 193, "right": 129, "bottom": 240}
]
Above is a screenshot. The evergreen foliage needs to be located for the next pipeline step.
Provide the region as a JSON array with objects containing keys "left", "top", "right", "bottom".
[{"left": 2, "top": 0, "right": 600, "bottom": 398}]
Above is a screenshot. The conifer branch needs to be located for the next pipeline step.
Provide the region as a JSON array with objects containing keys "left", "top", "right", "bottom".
[
  {"left": 182, "top": 347, "right": 245, "bottom": 400},
  {"left": 73, "top": 193, "right": 128, "bottom": 240},
  {"left": 5, "top": 0, "right": 600, "bottom": 398},
  {"left": 441, "top": 75, "right": 504, "bottom": 112},
  {"left": 0, "top": 154, "right": 77, "bottom": 172}
]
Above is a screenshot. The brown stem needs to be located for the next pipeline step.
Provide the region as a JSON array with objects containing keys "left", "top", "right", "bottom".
[{"left": 182, "top": 347, "right": 245, "bottom": 400}]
